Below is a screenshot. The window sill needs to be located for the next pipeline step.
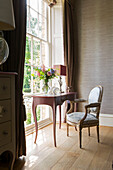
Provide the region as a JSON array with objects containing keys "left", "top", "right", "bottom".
[{"left": 25, "top": 118, "right": 52, "bottom": 136}]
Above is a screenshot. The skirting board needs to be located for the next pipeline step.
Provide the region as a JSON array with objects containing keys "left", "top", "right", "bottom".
[{"left": 99, "top": 113, "right": 113, "bottom": 127}]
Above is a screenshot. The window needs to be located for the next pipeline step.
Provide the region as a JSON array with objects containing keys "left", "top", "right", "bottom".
[
  {"left": 23, "top": 0, "right": 65, "bottom": 133},
  {"left": 24, "top": 0, "right": 49, "bottom": 94},
  {"left": 23, "top": 0, "right": 50, "bottom": 131}
]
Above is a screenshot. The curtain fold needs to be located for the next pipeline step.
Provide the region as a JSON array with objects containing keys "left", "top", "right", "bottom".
[
  {"left": 63, "top": 0, "right": 78, "bottom": 92},
  {"left": 4, "top": 0, "right": 27, "bottom": 159},
  {"left": 63, "top": 0, "right": 78, "bottom": 121},
  {"left": 66, "top": 0, "right": 74, "bottom": 8}
]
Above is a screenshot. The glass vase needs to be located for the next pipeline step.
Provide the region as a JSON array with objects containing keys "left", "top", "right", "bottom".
[{"left": 42, "top": 80, "right": 49, "bottom": 94}]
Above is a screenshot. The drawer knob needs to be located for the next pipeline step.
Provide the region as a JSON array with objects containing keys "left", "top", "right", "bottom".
[
  {"left": 2, "top": 85, "right": 7, "bottom": 90},
  {"left": 0, "top": 105, "right": 3, "bottom": 113},
  {"left": 0, "top": 106, "right": 6, "bottom": 114},
  {"left": 3, "top": 131, "right": 8, "bottom": 135},
  {"left": 2, "top": 108, "right": 6, "bottom": 113},
  {"left": 0, "top": 114, "right": 3, "bottom": 119}
]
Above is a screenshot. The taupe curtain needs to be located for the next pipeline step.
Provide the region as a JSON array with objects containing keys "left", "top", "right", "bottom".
[
  {"left": 63, "top": 0, "right": 78, "bottom": 92},
  {"left": 4, "top": 0, "right": 27, "bottom": 159},
  {"left": 63, "top": 0, "right": 78, "bottom": 120}
]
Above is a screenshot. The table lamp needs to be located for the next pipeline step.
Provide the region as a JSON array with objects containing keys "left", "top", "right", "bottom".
[
  {"left": 0, "top": 0, "right": 15, "bottom": 66},
  {"left": 53, "top": 65, "right": 66, "bottom": 93}
]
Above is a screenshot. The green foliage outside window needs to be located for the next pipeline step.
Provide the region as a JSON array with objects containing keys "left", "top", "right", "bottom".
[
  {"left": 26, "top": 107, "right": 41, "bottom": 125},
  {"left": 36, "top": 107, "right": 40, "bottom": 121},
  {"left": 26, "top": 112, "right": 31, "bottom": 125},
  {"left": 23, "top": 36, "right": 31, "bottom": 93}
]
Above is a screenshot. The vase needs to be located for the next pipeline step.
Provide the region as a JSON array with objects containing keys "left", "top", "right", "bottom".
[{"left": 42, "top": 81, "right": 49, "bottom": 94}]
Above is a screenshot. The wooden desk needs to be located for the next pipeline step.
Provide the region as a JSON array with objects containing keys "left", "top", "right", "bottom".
[{"left": 32, "top": 92, "right": 77, "bottom": 147}]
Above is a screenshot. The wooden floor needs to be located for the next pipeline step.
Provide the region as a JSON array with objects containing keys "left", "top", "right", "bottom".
[{"left": 20, "top": 124, "right": 113, "bottom": 170}]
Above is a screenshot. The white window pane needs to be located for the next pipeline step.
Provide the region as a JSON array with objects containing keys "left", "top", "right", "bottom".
[
  {"left": 30, "top": 8, "right": 38, "bottom": 36},
  {"left": 39, "top": 14, "right": 42, "bottom": 38},
  {"left": 30, "top": 0, "right": 38, "bottom": 11},
  {"left": 39, "top": 0, "right": 47, "bottom": 18},
  {"left": 27, "top": 6, "right": 30, "bottom": 32},
  {"left": 41, "top": 42, "right": 47, "bottom": 65},
  {"left": 42, "top": 17, "right": 47, "bottom": 40},
  {"left": 39, "top": 15, "right": 47, "bottom": 40},
  {"left": 33, "top": 38, "right": 41, "bottom": 66}
]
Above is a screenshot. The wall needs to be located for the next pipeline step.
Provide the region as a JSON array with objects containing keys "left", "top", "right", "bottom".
[{"left": 74, "top": 0, "right": 113, "bottom": 125}]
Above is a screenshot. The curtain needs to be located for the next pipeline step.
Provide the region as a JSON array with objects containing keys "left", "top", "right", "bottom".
[
  {"left": 4, "top": 0, "right": 27, "bottom": 159},
  {"left": 63, "top": 0, "right": 78, "bottom": 92},
  {"left": 63, "top": 0, "right": 78, "bottom": 120}
]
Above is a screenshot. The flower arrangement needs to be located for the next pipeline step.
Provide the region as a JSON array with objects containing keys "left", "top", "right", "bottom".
[{"left": 32, "top": 64, "right": 57, "bottom": 93}]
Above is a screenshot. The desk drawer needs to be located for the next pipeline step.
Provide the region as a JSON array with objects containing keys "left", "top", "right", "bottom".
[
  {"left": 0, "top": 100, "right": 11, "bottom": 123},
  {"left": 0, "top": 78, "right": 11, "bottom": 100},
  {"left": 0, "top": 121, "right": 11, "bottom": 147}
]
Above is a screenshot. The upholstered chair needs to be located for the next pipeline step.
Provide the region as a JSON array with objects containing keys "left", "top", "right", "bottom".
[{"left": 66, "top": 85, "right": 103, "bottom": 148}]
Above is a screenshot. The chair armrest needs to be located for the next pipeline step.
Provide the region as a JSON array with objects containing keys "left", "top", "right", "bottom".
[
  {"left": 66, "top": 101, "right": 74, "bottom": 114},
  {"left": 67, "top": 99, "right": 87, "bottom": 115},
  {"left": 80, "top": 102, "right": 101, "bottom": 124},
  {"left": 85, "top": 102, "right": 101, "bottom": 109},
  {"left": 71, "top": 99, "right": 87, "bottom": 103}
]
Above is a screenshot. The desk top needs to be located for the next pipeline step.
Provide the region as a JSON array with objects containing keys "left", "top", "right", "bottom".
[{"left": 31, "top": 92, "right": 77, "bottom": 98}]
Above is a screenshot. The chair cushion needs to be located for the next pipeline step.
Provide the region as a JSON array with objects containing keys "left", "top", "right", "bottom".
[{"left": 67, "top": 112, "right": 99, "bottom": 125}]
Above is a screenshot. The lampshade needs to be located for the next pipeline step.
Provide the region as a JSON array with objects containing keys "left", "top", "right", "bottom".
[
  {"left": 53, "top": 65, "right": 66, "bottom": 76},
  {"left": 53, "top": 65, "right": 66, "bottom": 93},
  {"left": 0, "top": 0, "right": 15, "bottom": 30}
]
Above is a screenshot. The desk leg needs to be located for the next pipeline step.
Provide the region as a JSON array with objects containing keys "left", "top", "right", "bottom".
[
  {"left": 32, "top": 102, "right": 38, "bottom": 144},
  {"left": 52, "top": 105, "right": 57, "bottom": 147},
  {"left": 59, "top": 105, "right": 61, "bottom": 129}
]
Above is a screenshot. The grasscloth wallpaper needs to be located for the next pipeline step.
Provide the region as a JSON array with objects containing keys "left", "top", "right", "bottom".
[{"left": 74, "top": 0, "right": 113, "bottom": 114}]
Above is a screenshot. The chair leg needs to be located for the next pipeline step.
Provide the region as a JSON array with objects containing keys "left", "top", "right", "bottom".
[
  {"left": 88, "top": 127, "right": 90, "bottom": 136},
  {"left": 97, "top": 125, "right": 99, "bottom": 143},
  {"left": 67, "top": 123, "right": 69, "bottom": 136},
  {"left": 79, "top": 126, "right": 82, "bottom": 148}
]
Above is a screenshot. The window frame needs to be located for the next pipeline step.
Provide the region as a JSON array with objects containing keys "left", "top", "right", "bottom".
[
  {"left": 24, "top": 0, "right": 52, "bottom": 132},
  {"left": 24, "top": 1, "right": 65, "bottom": 134}
]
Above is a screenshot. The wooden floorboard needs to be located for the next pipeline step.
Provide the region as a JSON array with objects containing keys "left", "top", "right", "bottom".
[{"left": 17, "top": 124, "right": 113, "bottom": 170}]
